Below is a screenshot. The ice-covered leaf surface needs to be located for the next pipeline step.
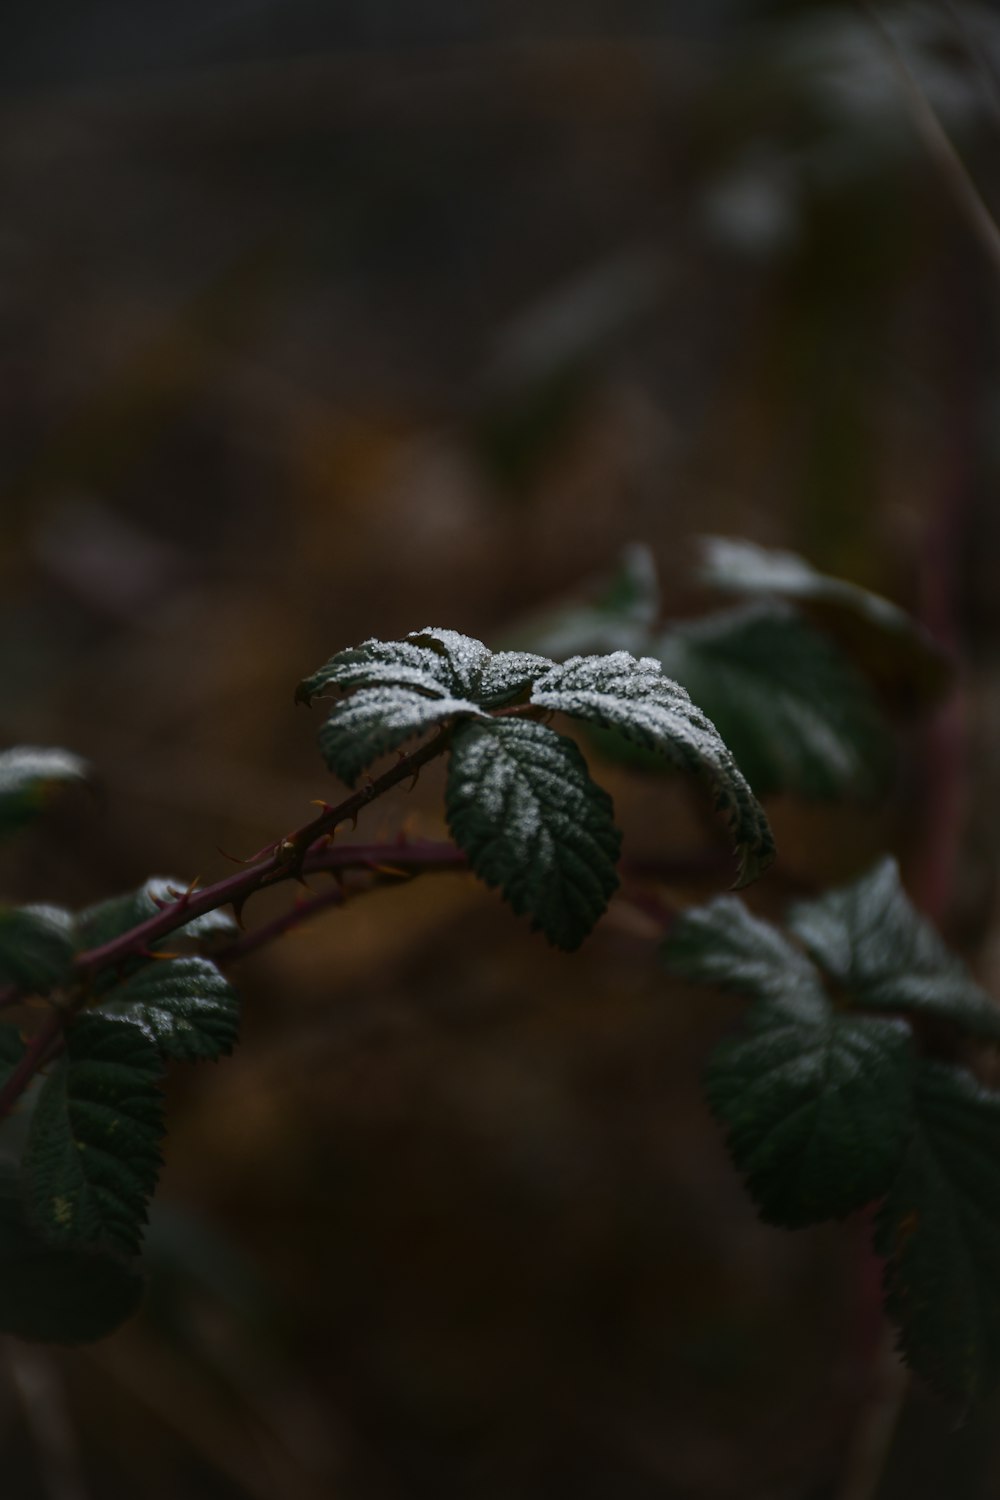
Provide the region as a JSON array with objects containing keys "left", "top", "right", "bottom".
[
  {"left": 301, "top": 630, "right": 555, "bottom": 784},
  {"left": 319, "top": 686, "right": 487, "bottom": 786},
  {"left": 0, "top": 1167, "right": 143, "bottom": 1343},
  {"left": 446, "top": 719, "right": 621, "bottom": 950},
  {"left": 706, "top": 1000, "right": 914, "bottom": 1226},
  {"left": 697, "top": 536, "right": 951, "bottom": 704},
  {"left": 299, "top": 630, "right": 549, "bottom": 710},
  {"left": 0, "top": 905, "right": 76, "bottom": 993},
  {"left": 23, "top": 1015, "right": 163, "bottom": 1257},
  {"left": 295, "top": 637, "right": 456, "bottom": 704},
  {"left": 96, "top": 956, "right": 239, "bottom": 1061},
  {"left": 788, "top": 859, "right": 1000, "bottom": 1040},
  {"left": 875, "top": 1063, "right": 1000, "bottom": 1402},
  {"left": 0, "top": 746, "right": 89, "bottom": 840},
  {"left": 530, "top": 651, "right": 774, "bottom": 885},
  {"left": 656, "top": 603, "right": 892, "bottom": 798}
]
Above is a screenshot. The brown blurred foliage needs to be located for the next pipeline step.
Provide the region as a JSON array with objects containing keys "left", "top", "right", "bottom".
[{"left": 3, "top": 2, "right": 1000, "bottom": 1496}]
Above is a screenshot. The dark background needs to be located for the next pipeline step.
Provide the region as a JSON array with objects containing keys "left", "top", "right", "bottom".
[{"left": 2, "top": 1, "right": 1000, "bottom": 1495}]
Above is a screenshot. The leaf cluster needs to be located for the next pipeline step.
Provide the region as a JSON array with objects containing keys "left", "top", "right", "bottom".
[
  {"left": 298, "top": 624, "right": 776, "bottom": 947},
  {"left": 513, "top": 539, "right": 950, "bottom": 800},
  {"left": 663, "top": 859, "right": 1000, "bottom": 1403},
  {"left": 0, "top": 774, "right": 241, "bottom": 1344}
]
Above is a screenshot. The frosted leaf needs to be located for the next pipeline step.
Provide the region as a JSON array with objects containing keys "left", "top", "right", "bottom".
[
  {"left": 296, "top": 639, "right": 454, "bottom": 704},
  {"left": 446, "top": 718, "right": 621, "bottom": 949},
  {"left": 476, "top": 651, "right": 552, "bottom": 706},
  {"left": 405, "top": 628, "right": 494, "bottom": 696},
  {"left": 319, "top": 686, "right": 487, "bottom": 786},
  {"left": 530, "top": 652, "right": 775, "bottom": 885}
]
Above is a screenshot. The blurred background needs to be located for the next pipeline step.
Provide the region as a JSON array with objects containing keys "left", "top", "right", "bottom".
[{"left": 2, "top": 0, "right": 1000, "bottom": 1495}]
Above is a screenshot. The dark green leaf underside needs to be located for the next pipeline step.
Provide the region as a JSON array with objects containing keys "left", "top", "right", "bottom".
[
  {"left": 0, "top": 1168, "right": 142, "bottom": 1343},
  {"left": 875, "top": 1063, "right": 1000, "bottom": 1402},
  {"left": 656, "top": 603, "right": 892, "bottom": 799},
  {"left": 446, "top": 718, "right": 621, "bottom": 950},
  {"left": 23, "top": 1016, "right": 164, "bottom": 1257},
  {"left": 706, "top": 1003, "right": 914, "bottom": 1227}
]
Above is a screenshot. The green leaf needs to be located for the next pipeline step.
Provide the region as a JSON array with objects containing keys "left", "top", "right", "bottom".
[
  {"left": 76, "top": 876, "right": 238, "bottom": 953},
  {"left": 663, "top": 898, "right": 916, "bottom": 1227},
  {"left": 446, "top": 718, "right": 621, "bottom": 950},
  {"left": 697, "top": 536, "right": 952, "bottom": 706},
  {"left": 662, "top": 896, "right": 826, "bottom": 1019},
  {"left": 656, "top": 603, "right": 893, "bottom": 798},
  {"left": 507, "top": 544, "right": 660, "bottom": 660},
  {"left": 875, "top": 1063, "right": 1000, "bottom": 1402},
  {"left": 530, "top": 651, "right": 775, "bottom": 885},
  {"left": 319, "top": 686, "right": 487, "bottom": 786},
  {"left": 0, "top": 906, "right": 76, "bottom": 992},
  {"left": 705, "top": 1002, "right": 914, "bottom": 1227},
  {"left": 0, "top": 1168, "right": 143, "bottom": 1343},
  {"left": 96, "top": 956, "right": 239, "bottom": 1061},
  {"left": 0, "top": 746, "right": 89, "bottom": 840},
  {"left": 23, "top": 1015, "right": 163, "bottom": 1257},
  {"left": 788, "top": 859, "right": 1000, "bottom": 1041}
]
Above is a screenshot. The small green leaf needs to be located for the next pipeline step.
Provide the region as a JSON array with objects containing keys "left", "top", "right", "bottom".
[
  {"left": 319, "top": 686, "right": 487, "bottom": 786},
  {"left": 531, "top": 651, "right": 775, "bottom": 885},
  {"left": 0, "top": 1168, "right": 142, "bottom": 1343},
  {"left": 96, "top": 956, "right": 239, "bottom": 1061},
  {"left": 0, "top": 906, "right": 76, "bottom": 993},
  {"left": 706, "top": 1002, "right": 914, "bottom": 1227},
  {"left": 875, "top": 1063, "right": 1000, "bottom": 1402},
  {"left": 0, "top": 747, "right": 89, "bottom": 840},
  {"left": 697, "top": 536, "right": 951, "bottom": 706},
  {"left": 446, "top": 718, "right": 621, "bottom": 950},
  {"left": 656, "top": 603, "right": 893, "bottom": 799},
  {"left": 662, "top": 896, "right": 826, "bottom": 1020},
  {"left": 76, "top": 876, "right": 238, "bottom": 953},
  {"left": 23, "top": 1015, "right": 163, "bottom": 1257},
  {"left": 788, "top": 859, "right": 1000, "bottom": 1041}
]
